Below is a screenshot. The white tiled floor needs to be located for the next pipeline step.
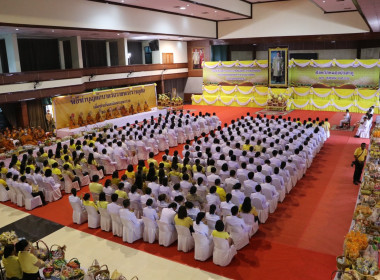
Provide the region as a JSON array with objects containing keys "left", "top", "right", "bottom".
[
  {"left": 0, "top": 204, "right": 30, "bottom": 228},
  {"left": 41, "top": 227, "right": 231, "bottom": 280}
]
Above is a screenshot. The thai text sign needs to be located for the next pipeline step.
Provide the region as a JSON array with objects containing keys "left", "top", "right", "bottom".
[{"left": 52, "top": 84, "right": 156, "bottom": 129}]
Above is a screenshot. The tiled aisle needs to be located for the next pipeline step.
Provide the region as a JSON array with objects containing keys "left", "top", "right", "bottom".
[{"left": 0, "top": 204, "right": 230, "bottom": 280}]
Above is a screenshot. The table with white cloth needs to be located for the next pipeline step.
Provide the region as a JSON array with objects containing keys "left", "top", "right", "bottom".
[{"left": 56, "top": 108, "right": 167, "bottom": 138}]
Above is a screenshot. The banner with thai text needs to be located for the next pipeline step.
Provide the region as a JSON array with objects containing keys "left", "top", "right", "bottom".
[
  {"left": 203, "top": 60, "right": 268, "bottom": 86},
  {"left": 289, "top": 65, "right": 379, "bottom": 89},
  {"left": 52, "top": 84, "right": 157, "bottom": 129}
]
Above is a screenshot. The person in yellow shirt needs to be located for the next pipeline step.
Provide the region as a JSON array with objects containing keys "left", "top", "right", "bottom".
[
  {"left": 2, "top": 244, "right": 23, "bottom": 280},
  {"left": 16, "top": 239, "right": 45, "bottom": 280},
  {"left": 174, "top": 206, "right": 194, "bottom": 232},
  {"left": 89, "top": 175, "right": 104, "bottom": 194},
  {"left": 215, "top": 179, "right": 226, "bottom": 202},
  {"left": 160, "top": 155, "right": 171, "bottom": 170},
  {"left": 168, "top": 164, "right": 182, "bottom": 179},
  {"left": 147, "top": 153, "right": 158, "bottom": 168},
  {"left": 254, "top": 140, "right": 263, "bottom": 152},
  {"left": 0, "top": 177, "right": 8, "bottom": 190},
  {"left": 96, "top": 192, "right": 109, "bottom": 209},
  {"left": 125, "top": 165, "right": 135, "bottom": 180},
  {"left": 239, "top": 197, "right": 258, "bottom": 217},
  {"left": 353, "top": 143, "right": 368, "bottom": 185},
  {"left": 212, "top": 220, "right": 233, "bottom": 245},
  {"left": 51, "top": 162, "right": 63, "bottom": 180},
  {"left": 111, "top": 171, "right": 121, "bottom": 186},
  {"left": 63, "top": 155, "right": 74, "bottom": 170},
  {"left": 115, "top": 183, "right": 128, "bottom": 199},
  {"left": 242, "top": 139, "right": 252, "bottom": 151},
  {"left": 42, "top": 160, "right": 51, "bottom": 172},
  {"left": 83, "top": 193, "right": 98, "bottom": 211},
  {"left": 0, "top": 161, "right": 8, "bottom": 175}
]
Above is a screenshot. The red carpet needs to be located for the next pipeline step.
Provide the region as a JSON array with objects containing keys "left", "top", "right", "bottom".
[{"left": 2, "top": 105, "right": 370, "bottom": 280}]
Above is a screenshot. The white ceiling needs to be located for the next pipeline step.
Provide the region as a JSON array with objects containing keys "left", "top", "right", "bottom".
[
  {"left": 311, "top": 0, "right": 357, "bottom": 12},
  {"left": 105, "top": 0, "right": 249, "bottom": 21}
]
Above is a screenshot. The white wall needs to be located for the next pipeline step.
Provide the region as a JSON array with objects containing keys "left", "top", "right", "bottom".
[
  {"left": 1, "top": 0, "right": 216, "bottom": 38},
  {"left": 218, "top": 0, "right": 369, "bottom": 39},
  {"left": 184, "top": 77, "right": 203, "bottom": 94},
  {"left": 361, "top": 48, "right": 380, "bottom": 59},
  {"left": 159, "top": 41, "right": 188, "bottom": 63},
  {"left": 256, "top": 49, "right": 358, "bottom": 60},
  {"left": 231, "top": 51, "right": 254, "bottom": 61}
]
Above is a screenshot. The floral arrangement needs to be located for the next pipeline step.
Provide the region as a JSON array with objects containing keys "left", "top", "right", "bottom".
[
  {"left": 158, "top": 94, "right": 170, "bottom": 101},
  {"left": 344, "top": 231, "right": 368, "bottom": 259}
]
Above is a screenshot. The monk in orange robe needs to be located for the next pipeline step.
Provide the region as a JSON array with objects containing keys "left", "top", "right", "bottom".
[
  {"left": 105, "top": 108, "right": 112, "bottom": 120},
  {"left": 136, "top": 102, "right": 142, "bottom": 113},
  {"left": 144, "top": 101, "right": 149, "bottom": 112},
  {"left": 120, "top": 105, "right": 128, "bottom": 116},
  {"left": 20, "top": 132, "right": 37, "bottom": 145},
  {"left": 0, "top": 134, "right": 14, "bottom": 151},
  {"left": 113, "top": 107, "right": 121, "bottom": 118},
  {"left": 95, "top": 110, "right": 103, "bottom": 123},
  {"left": 77, "top": 112, "right": 85, "bottom": 127},
  {"left": 35, "top": 126, "right": 46, "bottom": 141},
  {"left": 129, "top": 104, "right": 135, "bottom": 115},
  {"left": 87, "top": 112, "right": 95, "bottom": 124},
  {"left": 69, "top": 114, "right": 78, "bottom": 129}
]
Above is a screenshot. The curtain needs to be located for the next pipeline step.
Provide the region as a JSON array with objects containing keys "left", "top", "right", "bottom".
[
  {"left": 0, "top": 39, "right": 9, "bottom": 73},
  {"left": 27, "top": 99, "right": 47, "bottom": 130},
  {"left": 82, "top": 40, "right": 107, "bottom": 68},
  {"left": 1, "top": 103, "right": 19, "bottom": 128},
  {"left": 18, "top": 38, "right": 60, "bottom": 71}
]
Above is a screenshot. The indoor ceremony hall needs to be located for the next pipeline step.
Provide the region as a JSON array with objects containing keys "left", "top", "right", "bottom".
[{"left": 0, "top": 0, "right": 380, "bottom": 280}]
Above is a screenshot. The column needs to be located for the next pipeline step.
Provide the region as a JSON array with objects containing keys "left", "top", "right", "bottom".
[
  {"left": 0, "top": 55, "right": 3, "bottom": 73},
  {"left": 20, "top": 101, "right": 29, "bottom": 127},
  {"left": 117, "top": 38, "right": 129, "bottom": 66},
  {"left": 106, "top": 41, "right": 111, "bottom": 67},
  {"left": 58, "top": 40, "right": 65, "bottom": 70},
  {"left": 69, "top": 36, "right": 83, "bottom": 69},
  {"left": 4, "top": 34, "right": 21, "bottom": 73}
]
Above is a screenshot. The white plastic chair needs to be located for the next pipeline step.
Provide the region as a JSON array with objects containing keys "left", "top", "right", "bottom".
[
  {"left": 136, "top": 145, "right": 149, "bottom": 161},
  {"left": 130, "top": 200, "right": 143, "bottom": 219},
  {"left": 212, "top": 237, "right": 237, "bottom": 266},
  {"left": 21, "top": 189, "right": 42, "bottom": 210},
  {"left": 206, "top": 218, "right": 217, "bottom": 231},
  {"left": 0, "top": 185, "right": 9, "bottom": 202},
  {"left": 114, "top": 155, "right": 128, "bottom": 171},
  {"left": 120, "top": 217, "right": 143, "bottom": 243},
  {"left": 7, "top": 184, "right": 17, "bottom": 204},
  {"left": 69, "top": 200, "right": 88, "bottom": 224},
  {"left": 13, "top": 184, "right": 24, "bottom": 207},
  {"left": 63, "top": 174, "right": 80, "bottom": 194},
  {"left": 157, "top": 220, "right": 177, "bottom": 247},
  {"left": 84, "top": 205, "right": 100, "bottom": 228},
  {"left": 175, "top": 225, "right": 195, "bottom": 252},
  {"left": 101, "top": 159, "right": 117, "bottom": 175},
  {"left": 89, "top": 165, "right": 104, "bottom": 180},
  {"left": 262, "top": 188, "right": 277, "bottom": 214},
  {"left": 240, "top": 213, "right": 259, "bottom": 237},
  {"left": 75, "top": 169, "right": 90, "bottom": 187},
  {"left": 110, "top": 213, "right": 123, "bottom": 237},
  {"left": 226, "top": 223, "right": 250, "bottom": 250},
  {"left": 167, "top": 133, "right": 178, "bottom": 148},
  {"left": 193, "top": 233, "right": 213, "bottom": 261},
  {"left": 142, "top": 217, "right": 158, "bottom": 244},
  {"left": 251, "top": 197, "right": 269, "bottom": 224},
  {"left": 43, "top": 181, "right": 62, "bottom": 202},
  {"left": 272, "top": 178, "right": 286, "bottom": 202},
  {"left": 98, "top": 207, "right": 112, "bottom": 232}
]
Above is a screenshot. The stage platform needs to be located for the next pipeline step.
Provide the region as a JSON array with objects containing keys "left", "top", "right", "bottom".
[{"left": 56, "top": 108, "right": 167, "bottom": 138}]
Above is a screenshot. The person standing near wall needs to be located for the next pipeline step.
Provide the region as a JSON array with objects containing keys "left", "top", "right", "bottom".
[{"left": 353, "top": 143, "right": 367, "bottom": 185}]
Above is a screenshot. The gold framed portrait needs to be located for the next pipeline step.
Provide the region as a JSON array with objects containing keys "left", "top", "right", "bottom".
[
  {"left": 268, "top": 47, "right": 288, "bottom": 88},
  {"left": 192, "top": 47, "right": 205, "bottom": 69}
]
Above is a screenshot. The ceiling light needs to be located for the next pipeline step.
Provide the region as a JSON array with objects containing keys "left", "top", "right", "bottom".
[
  {"left": 214, "top": 10, "right": 217, "bottom": 13},
  {"left": 121, "top": 0, "right": 124, "bottom": 2},
  {"left": 186, "top": 4, "right": 189, "bottom": 6},
  {"left": 323, "top": 0, "right": 325, "bottom": 2},
  {"left": 179, "top": 7, "right": 186, "bottom": 10},
  {"left": 117, "top": 33, "right": 120, "bottom": 35},
  {"left": 15, "top": 28, "right": 19, "bottom": 31},
  {"left": 52, "top": 30, "right": 55, "bottom": 32}
]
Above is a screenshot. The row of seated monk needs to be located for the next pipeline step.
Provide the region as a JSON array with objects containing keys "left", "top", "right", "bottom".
[
  {"left": 69, "top": 101, "right": 150, "bottom": 129},
  {"left": 0, "top": 127, "right": 48, "bottom": 151}
]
